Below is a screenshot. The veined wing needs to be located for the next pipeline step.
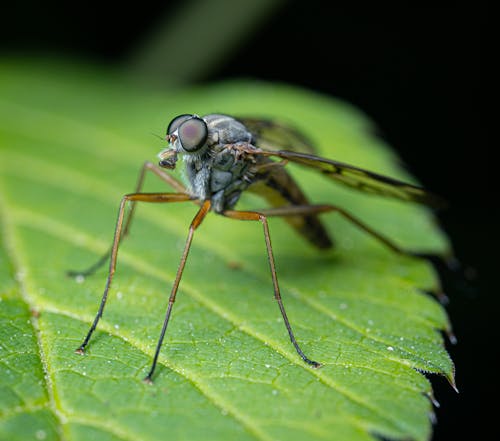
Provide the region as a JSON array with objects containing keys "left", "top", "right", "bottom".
[
  {"left": 247, "top": 154, "right": 333, "bottom": 249},
  {"left": 247, "top": 148, "right": 444, "bottom": 208},
  {"left": 237, "top": 117, "right": 316, "bottom": 154}
]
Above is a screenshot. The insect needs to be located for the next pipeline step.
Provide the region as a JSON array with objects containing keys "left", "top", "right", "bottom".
[{"left": 71, "top": 113, "right": 443, "bottom": 383}]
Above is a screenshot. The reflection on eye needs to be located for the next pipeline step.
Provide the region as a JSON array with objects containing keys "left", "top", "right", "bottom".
[
  {"left": 177, "top": 117, "right": 208, "bottom": 152},
  {"left": 166, "top": 114, "right": 192, "bottom": 136}
]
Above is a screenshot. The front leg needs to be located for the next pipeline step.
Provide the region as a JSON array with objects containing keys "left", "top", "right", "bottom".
[
  {"left": 68, "top": 161, "right": 188, "bottom": 278},
  {"left": 75, "top": 192, "right": 192, "bottom": 355}
]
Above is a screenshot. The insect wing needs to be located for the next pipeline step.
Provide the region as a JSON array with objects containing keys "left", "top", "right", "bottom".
[
  {"left": 254, "top": 149, "right": 444, "bottom": 208},
  {"left": 237, "top": 117, "right": 317, "bottom": 154},
  {"left": 247, "top": 158, "right": 334, "bottom": 249}
]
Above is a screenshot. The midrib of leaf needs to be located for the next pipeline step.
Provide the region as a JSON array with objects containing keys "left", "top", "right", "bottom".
[{"left": 0, "top": 188, "right": 68, "bottom": 440}]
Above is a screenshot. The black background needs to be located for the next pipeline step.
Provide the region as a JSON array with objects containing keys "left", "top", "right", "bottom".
[{"left": 2, "top": 2, "right": 490, "bottom": 439}]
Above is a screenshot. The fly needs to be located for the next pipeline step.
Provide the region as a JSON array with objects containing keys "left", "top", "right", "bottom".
[{"left": 70, "top": 113, "right": 445, "bottom": 383}]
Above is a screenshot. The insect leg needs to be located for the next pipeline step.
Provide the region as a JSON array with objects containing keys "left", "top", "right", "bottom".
[
  {"left": 223, "top": 209, "right": 321, "bottom": 368},
  {"left": 123, "top": 162, "right": 188, "bottom": 236},
  {"left": 68, "top": 162, "right": 188, "bottom": 278},
  {"left": 144, "top": 200, "right": 211, "bottom": 383},
  {"left": 75, "top": 192, "right": 192, "bottom": 355},
  {"left": 259, "top": 204, "right": 457, "bottom": 306},
  {"left": 257, "top": 204, "right": 437, "bottom": 257}
]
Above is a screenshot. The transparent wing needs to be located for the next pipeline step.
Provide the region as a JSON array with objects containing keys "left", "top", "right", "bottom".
[
  {"left": 237, "top": 117, "right": 316, "bottom": 153},
  {"left": 248, "top": 148, "right": 444, "bottom": 208}
]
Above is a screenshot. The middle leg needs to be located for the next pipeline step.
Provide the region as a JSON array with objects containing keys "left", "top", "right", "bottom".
[{"left": 223, "top": 209, "right": 321, "bottom": 368}]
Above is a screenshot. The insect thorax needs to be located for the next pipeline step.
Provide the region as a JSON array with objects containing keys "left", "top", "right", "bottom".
[{"left": 183, "top": 143, "right": 257, "bottom": 213}]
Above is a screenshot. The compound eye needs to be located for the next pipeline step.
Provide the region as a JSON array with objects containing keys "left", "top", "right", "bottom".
[
  {"left": 177, "top": 116, "right": 208, "bottom": 152},
  {"left": 167, "top": 114, "right": 192, "bottom": 136}
]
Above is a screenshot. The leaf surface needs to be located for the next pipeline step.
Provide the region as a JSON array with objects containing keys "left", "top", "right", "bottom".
[{"left": 0, "top": 61, "right": 453, "bottom": 441}]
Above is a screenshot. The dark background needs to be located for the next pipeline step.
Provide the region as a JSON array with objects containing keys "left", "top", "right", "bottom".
[{"left": 2, "top": 2, "right": 490, "bottom": 439}]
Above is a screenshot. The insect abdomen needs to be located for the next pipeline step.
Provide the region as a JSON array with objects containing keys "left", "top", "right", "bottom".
[{"left": 249, "top": 166, "right": 333, "bottom": 249}]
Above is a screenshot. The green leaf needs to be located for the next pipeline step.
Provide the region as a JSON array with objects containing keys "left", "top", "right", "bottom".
[{"left": 0, "top": 60, "right": 454, "bottom": 441}]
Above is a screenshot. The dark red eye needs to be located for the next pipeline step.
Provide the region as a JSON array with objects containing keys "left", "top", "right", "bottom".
[
  {"left": 166, "top": 114, "right": 192, "bottom": 136},
  {"left": 177, "top": 116, "right": 208, "bottom": 152}
]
